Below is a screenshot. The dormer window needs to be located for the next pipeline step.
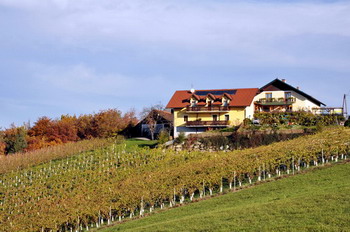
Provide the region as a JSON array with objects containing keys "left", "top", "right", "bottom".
[
  {"left": 191, "top": 100, "right": 197, "bottom": 107},
  {"left": 206, "top": 93, "right": 215, "bottom": 106},
  {"left": 223, "top": 99, "right": 229, "bottom": 106}
]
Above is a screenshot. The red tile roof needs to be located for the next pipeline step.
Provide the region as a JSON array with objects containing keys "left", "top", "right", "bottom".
[
  {"left": 166, "top": 88, "right": 259, "bottom": 108},
  {"left": 155, "top": 110, "right": 173, "bottom": 122}
]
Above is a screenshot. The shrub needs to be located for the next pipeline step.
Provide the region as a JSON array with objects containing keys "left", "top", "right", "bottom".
[
  {"left": 242, "top": 118, "right": 252, "bottom": 128},
  {"left": 316, "top": 121, "right": 324, "bottom": 132},
  {"left": 230, "top": 131, "right": 304, "bottom": 150},
  {"left": 254, "top": 111, "right": 344, "bottom": 127},
  {"left": 175, "top": 132, "right": 186, "bottom": 144},
  {"left": 345, "top": 118, "right": 350, "bottom": 127},
  {"left": 158, "top": 130, "right": 170, "bottom": 144},
  {"left": 199, "top": 135, "right": 230, "bottom": 150}
]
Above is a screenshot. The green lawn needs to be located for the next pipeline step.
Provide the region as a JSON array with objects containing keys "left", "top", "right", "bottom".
[
  {"left": 100, "top": 162, "right": 350, "bottom": 232},
  {"left": 125, "top": 138, "right": 158, "bottom": 149}
]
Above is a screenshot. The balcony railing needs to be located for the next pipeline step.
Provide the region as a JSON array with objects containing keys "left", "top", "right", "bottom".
[
  {"left": 186, "top": 120, "right": 229, "bottom": 127},
  {"left": 186, "top": 106, "right": 229, "bottom": 112},
  {"left": 255, "top": 97, "right": 296, "bottom": 105}
]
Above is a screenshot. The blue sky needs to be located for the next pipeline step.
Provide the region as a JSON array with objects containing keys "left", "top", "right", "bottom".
[{"left": 0, "top": 0, "right": 349, "bottom": 128}]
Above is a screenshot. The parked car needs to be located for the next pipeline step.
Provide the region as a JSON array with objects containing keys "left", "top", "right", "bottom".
[{"left": 252, "top": 119, "right": 260, "bottom": 125}]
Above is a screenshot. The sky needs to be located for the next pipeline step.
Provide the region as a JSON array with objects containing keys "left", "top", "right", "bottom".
[{"left": 0, "top": 0, "right": 350, "bottom": 128}]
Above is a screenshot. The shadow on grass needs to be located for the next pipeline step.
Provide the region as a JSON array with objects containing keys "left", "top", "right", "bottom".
[{"left": 125, "top": 139, "right": 159, "bottom": 149}]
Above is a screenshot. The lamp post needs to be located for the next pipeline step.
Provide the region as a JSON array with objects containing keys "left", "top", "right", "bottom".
[{"left": 343, "top": 94, "right": 348, "bottom": 119}]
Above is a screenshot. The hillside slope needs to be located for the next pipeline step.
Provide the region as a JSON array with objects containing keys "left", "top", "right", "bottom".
[{"left": 100, "top": 162, "right": 350, "bottom": 232}]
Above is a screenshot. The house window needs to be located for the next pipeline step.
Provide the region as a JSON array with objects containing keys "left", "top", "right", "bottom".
[
  {"left": 184, "top": 115, "right": 188, "bottom": 122},
  {"left": 285, "top": 92, "right": 292, "bottom": 99},
  {"left": 266, "top": 93, "right": 272, "bottom": 99},
  {"left": 212, "top": 115, "right": 218, "bottom": 121},
  {"left": 225, "top": 115, "right": 230, "bottom": 121}
]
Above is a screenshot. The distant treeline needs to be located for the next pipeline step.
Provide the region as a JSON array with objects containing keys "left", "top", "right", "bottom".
[{"left": 0, "top": 109, "right": 137, "bottom": 155}]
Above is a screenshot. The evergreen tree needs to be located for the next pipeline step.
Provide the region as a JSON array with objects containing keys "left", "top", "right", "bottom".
[{"left": 4, "top": 126, "right": 28, "bottom": 154}]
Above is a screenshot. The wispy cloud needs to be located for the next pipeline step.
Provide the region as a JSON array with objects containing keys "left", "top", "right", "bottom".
[
  {"left": 29, "top": 62, "right": 175, "bottom": 99},
  {"left": 2, "top": 0, "right": 350, "bottom": 69}
]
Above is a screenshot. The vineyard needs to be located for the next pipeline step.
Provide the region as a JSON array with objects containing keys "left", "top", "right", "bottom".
[
  {"left": 0, "top": 138, "right": 113, "bottom": 174},
  {"left": 1, "top": 128, "right": 350, "bottom": 231}
]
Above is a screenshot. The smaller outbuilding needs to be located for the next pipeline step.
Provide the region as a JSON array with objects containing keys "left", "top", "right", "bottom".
[{"left": 131, "top": 110, "right": 173, "bottom": 140}]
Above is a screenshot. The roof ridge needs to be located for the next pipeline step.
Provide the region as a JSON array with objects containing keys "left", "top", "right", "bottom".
[{"left": 174, "top": 87, "right": 259, "bottom": 92}]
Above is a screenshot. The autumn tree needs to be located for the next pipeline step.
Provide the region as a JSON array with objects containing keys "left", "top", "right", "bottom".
[
  {"left": 28, "top": 117, "right": 52, "bottom": 138},
  {"left": 122, "top": 109, "right": 138, "bottom": 128},
  {"left": 3, "top": 126, "right": 28, "bottom": 154},
  {"left": 0, "top": 129, "right": 6, "bottom": 155},
  {"left": 47, "top": 115, "right": 78, "bottom": 143},
  {"left": 91, "top": 109, "right": 124, "bottom": 138},
  {"left": 27, "top": 116, "right": 78, "bottom": 149},
  {"left": 76, "top": 114, "right": 94, "bottom": 139},
  {"left": 2, "top": 108, "right": 138, "bottom": 153},
  {"left": 118, "top": 109, "right": 139, "bottom": 138},
  {"left": 27, "top": 117, "right": 54, "bottom": 150}
]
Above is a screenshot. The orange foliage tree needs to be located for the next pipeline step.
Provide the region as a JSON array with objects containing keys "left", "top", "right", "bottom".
[
  {"left": 0, "top": 129, "right": 6, "bottom": 156},
  {"left": 27, "top": 116, "right": 78, "bottom": 150},
  {"left": 4, "top": 108, "right": 138, "bottom": 154},
  {"left": 48, "top": 115, "right": 78, "bottom": 143},
  {"left": 91, "top": 109, "right": 125, "bottom": 138},
  {"left": 76, "top": 114, "right": 94, "bottom": 139}
]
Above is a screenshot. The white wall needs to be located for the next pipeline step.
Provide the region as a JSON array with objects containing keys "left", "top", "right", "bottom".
[
  {"left": 174, "top": 126, "right": 206, "bottom": 138},
  {"left": 245, "top": 102, "right": 255, "bottom": 119},
  {"left": 253, "top": 90, "right": 320, "bottom": 111}
]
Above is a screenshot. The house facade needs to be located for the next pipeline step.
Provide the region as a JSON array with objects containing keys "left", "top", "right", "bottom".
[
  {"left": 166, "top": 88, "right": 259, "bottom": 137},
  {"left": 166, "top": 79, "right": 326, "bottom": 138},
  {"left": 253, "top": 79, "right": 325, "bottom": 113}
]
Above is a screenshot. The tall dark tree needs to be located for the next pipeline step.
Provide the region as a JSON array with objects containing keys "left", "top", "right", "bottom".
[
  {"left": 141, "top": 103, "right": 165, "bottom": 140},
  {"left": 4, "top": 126, "right": 28, "bottom": 154}
]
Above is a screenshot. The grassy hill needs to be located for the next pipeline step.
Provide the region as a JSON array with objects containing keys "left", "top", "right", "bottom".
[{"left": 100, "top": 162, "right": 350, "bottom": 232}]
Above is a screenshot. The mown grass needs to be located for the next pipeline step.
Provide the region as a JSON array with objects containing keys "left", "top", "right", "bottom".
[
  {"left": 125, "top": 138, "right": 158, "bottom": 149},
  {"left": 100, "top": 162, "right": 350, "bottom": 232}
]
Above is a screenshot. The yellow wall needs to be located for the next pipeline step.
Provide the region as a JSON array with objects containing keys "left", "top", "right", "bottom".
[
  {"left": 227, "top": 108, "right": 246, "bottom": 125},
  {"left": 173, "top": 107, "right": 246, "bottom": 127}
]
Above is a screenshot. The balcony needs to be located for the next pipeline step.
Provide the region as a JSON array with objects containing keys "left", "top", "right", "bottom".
[
  {"left": 186, "top": 106, "right": 229, "bottom": 112},
  {"left": 186, "top": 120, "right": 229, "bottom": 127},
  {"left": 255, "top": 97, "right": 296, "bottom": 106}
]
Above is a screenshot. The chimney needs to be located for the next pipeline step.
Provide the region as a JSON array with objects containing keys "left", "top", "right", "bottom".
[
  {"left": 296, "top": 86, "right": 300, "bottom": 90},
  {"left": 282, "top": 79, "right": 286, "bottom": 83}
]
